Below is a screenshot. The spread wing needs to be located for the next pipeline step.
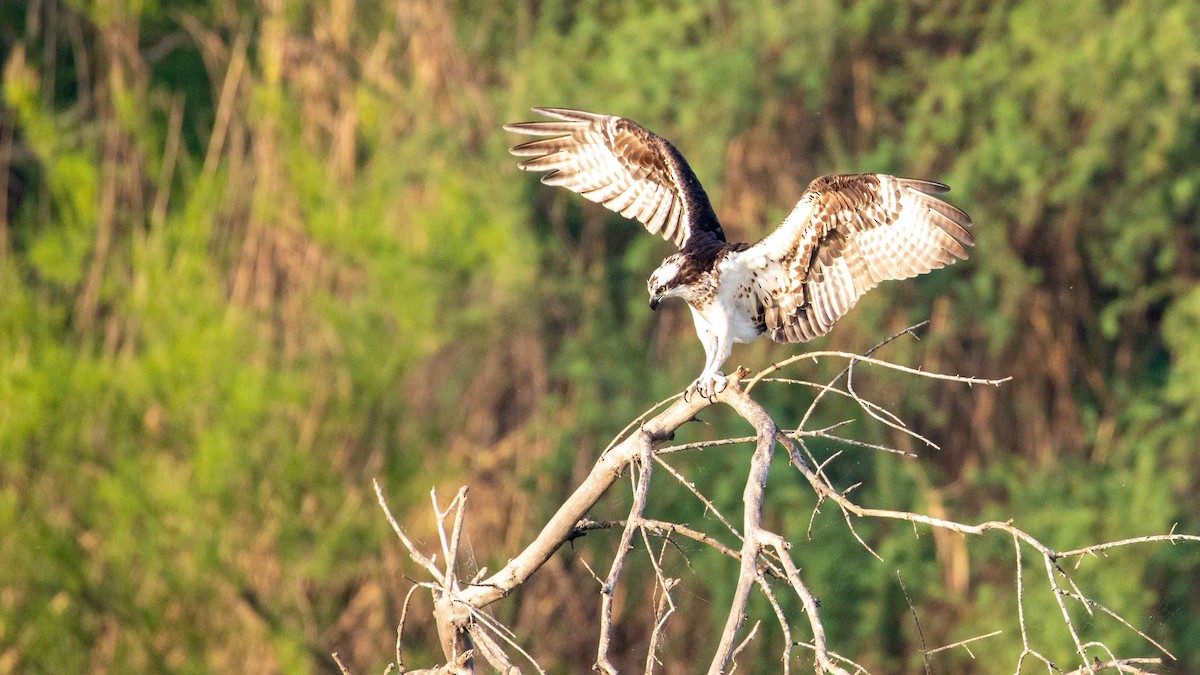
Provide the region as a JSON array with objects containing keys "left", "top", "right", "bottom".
[
  {"left": 741, "top": 174, "right": 974, "bottom": 343},
  {"left": 504, "top": 108, "right": 725, "bottom": 249}
]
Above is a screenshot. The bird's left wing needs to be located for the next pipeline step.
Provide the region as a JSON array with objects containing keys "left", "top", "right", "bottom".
[
  {"left": 504, "top": 108, "right": 725, "bottom": 249},
  {"left": 740, "top": 174, "right": 974, "bottom": 343}
]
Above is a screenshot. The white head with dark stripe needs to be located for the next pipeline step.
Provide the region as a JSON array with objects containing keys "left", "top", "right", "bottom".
[{"left": 647, "top": 253, "right": 701, "bottom": 310}]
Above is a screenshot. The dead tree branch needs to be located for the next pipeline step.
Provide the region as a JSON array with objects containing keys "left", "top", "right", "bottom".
[{"left": 367, "top": 325, "right": 1197, "bottom": 674}]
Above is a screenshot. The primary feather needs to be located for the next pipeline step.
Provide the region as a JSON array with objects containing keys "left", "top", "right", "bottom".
[{"left": 505, "top": 108, "right": 725, "bottom": 248}]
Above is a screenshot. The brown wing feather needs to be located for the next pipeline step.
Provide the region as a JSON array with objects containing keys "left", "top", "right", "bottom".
[
  {"left": 505, "top": 108, "right": 725, "bottom": 249},
  {"left": 743, "top": 174, "right": 973, "bottom": 343}
]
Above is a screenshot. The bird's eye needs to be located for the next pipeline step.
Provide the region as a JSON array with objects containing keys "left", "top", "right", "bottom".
[{"left": 657, "top": 285, "right": 667, "bottom": 294}]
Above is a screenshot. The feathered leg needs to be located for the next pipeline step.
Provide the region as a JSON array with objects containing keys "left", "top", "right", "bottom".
[{"left": 687, "top": 308, "right": 730, "bottom": 400}]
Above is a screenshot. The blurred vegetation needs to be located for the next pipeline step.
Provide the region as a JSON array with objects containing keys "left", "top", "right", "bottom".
[{"left": 1, "top": 0, "right": 1199, "bottom": 672}]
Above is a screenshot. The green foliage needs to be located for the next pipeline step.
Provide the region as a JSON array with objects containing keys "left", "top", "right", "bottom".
[{"left": 1, "top": 0, "right": 1199, "bottom": 672}]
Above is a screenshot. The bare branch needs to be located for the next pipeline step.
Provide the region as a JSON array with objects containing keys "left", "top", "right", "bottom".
[
  {"left": 1059, "top": 532, "right": 1200, "bottom": 561},
  {"left": 656, "top": 435, "right": 757, "bottom": 456},
  {"left": 457, "top": 392, "right": 714, "bottom": 609},
  {"left": 766, "top": 405, "right": 1195, "bottom": 674},
  {"left": 396, "top": 584, "right": 422, "bottom": 671},
  {"left": 746, "top": 348, "right": 1011, "bottom": 393},
  {"left": 374, "top": 328, "right": 1196, "bottom": 675},
  {"left": 794, "top": 641, "right": 871, "bottom": 674},
  {"left": 572, "top": 518, "right": 743, "bottom": 562},
  {"left": 644, "top": 571, "right": 680, "bottom": 674},
  {"left": 596, "top": 442, "right": 656, "bottom": 673},
  {"left": 1045, "top": 555, "right": 1093, "bottom": 672},
  {"left": 1061, "top": 658, "right": 1161, "bottom": 675},
  {"left": 448, "top": 487, "right": 469, "bottom": 588},
  {"left": 707, "top": 386, "right": 778, "bottom": 675},
  {"left": 431, "top": 489, "right": 454, "bottom": 575},
  {"left": 756, "top": 574, "right": 794, "bottom": 675},
  {"left": 759, "top": 532, "right": 849, "bottom": 675}
]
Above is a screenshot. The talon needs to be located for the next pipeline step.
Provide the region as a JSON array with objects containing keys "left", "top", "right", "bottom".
[
  {"left": 690, "top": 371, "right": 726, "bottom": 403},
  {"left": 708, "top": 372, "right": 729, "bottom": 398}
]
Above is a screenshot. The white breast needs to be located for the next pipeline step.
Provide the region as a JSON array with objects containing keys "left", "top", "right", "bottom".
[{"left": 698, "top": 255, "right": 763, "bottom": 344}]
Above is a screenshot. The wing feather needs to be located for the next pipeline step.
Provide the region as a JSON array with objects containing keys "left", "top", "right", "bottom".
[
  {"left": 506, "top": 108, "right": 725, "bottom": 249},
  {"left": 663, "top": 199, "right": 683, "bottom": 245},
  {"left": 644, "top": 192, "right": 671, "bottom": 235},
  {"left": 742, "top": 174, "right": 974, "bottom": 343}
]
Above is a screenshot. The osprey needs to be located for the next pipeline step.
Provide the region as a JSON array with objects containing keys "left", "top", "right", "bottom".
[{"left": 506, "top": 108, "right": 974, "bottom": 399}]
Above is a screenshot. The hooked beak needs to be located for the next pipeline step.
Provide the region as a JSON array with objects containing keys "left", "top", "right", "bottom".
[{"left": 649, "top": 294, "right": 662, "bottom": 311}]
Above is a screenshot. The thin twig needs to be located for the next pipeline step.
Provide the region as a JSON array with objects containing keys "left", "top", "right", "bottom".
[
  {"left": 794, "top": 641, "right": 870, "bottom": 674},
  {"left": 331, "top": 652, "right": 352, "bottom": 675},
  {"left": 1059, "top": 532, "right": 1200, "bottom": 560},
  {"left": 749, "top": 377, "right": 933, "bottom": 449},
  {"left": 754, "top": 321, "right": 928, "bottom": 398},
  {"left": 430, "top": 489, "right": 455, "bottom": 584},
  {"left": 653, "top": 456, "right": 743, "bottom": 539},
  {"left": 897, "top": 571, "right": 931, "bottom": 675},
  {"left": 447, "top": 487, "right": 469, "bottom": 589},
  {"left": 656, "top": 435, "right": 757, "bottom": 455},
  {"left": 925, "top": 630, "right": 1003, "bottom": 658},
  {"left": 729, "top": 620, "right": 761, "bottom": 673},
  {"left": 1045, "top": 555, "right": 1093, "bottom": 673},
  {"left": 805, "top": 429, "right": 917, "bottom": 458},
  {"left": 573, "top": 518, "right": 743, "bottom": 563},
  {"left": 396, "top": 584, "right": 422, "bottom": 670},
  {"left": 1060, "top": 590, "right": 1175, "bottom": 659},
  {"left": 375, "top": 479, "right": 445, "bottom": 584},
  {"left": 467, "top": 605, "right": 545, "bottom": 674},
  {"left": 642, "top": 547, "right": 678, "bottom": 674},
  {"left": 756, "top": 574, "right": 794, "bottom": 675},
  {"left": 604, "top": 392, "right": 684, "bottom": 454}
]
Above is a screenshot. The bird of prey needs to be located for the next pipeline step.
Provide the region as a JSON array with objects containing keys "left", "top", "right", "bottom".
[{"left": 505, "top": 108, "right": 973, "bottom": 399}]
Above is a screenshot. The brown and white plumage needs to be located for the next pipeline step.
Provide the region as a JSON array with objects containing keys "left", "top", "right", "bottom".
[
  {"left": 504, "top": 107, "right": 725, "bottom": 249},
  {"left": 744, "top": 174, "right": 973, "bottom": 343},
  {"left": 506, "top": 108, "right": 974, "bottom": 398}
]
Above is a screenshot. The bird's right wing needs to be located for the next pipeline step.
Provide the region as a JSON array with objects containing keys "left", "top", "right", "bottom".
[{"left": 505, "top": 108, "right": 725, "bottom": 249}]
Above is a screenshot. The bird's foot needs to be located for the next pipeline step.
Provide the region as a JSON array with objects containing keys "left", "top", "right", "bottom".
[{"left": 685, "top": 371, "right": 728, "bottom": 402}]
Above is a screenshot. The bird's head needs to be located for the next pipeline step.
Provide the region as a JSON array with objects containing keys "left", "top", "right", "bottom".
[{"left": 647, "top": 254, "right": 689, "bottom": 311}]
